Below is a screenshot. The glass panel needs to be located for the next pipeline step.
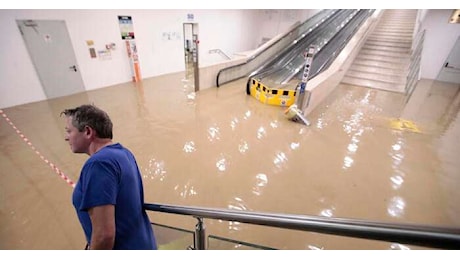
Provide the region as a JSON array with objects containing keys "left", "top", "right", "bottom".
[
  {"left": 152, "top": 222, "right": 276, "bottom": 250},
  {"left": 207, "top": 235, "right": 276, "bottom": 250},
  {"left": 152, "top": 223, "right": 194, "bottom": 250}
]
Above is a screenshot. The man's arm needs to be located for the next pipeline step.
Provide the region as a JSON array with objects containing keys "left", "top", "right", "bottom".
[{"left": 88, "top": 204, "right": 116, "bottom": 249}]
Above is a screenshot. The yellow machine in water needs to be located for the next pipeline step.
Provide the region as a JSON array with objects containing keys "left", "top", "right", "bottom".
[
  {"left": 247, "top": 78, "right": 297, "bottom": 107},
  {"left": 247, "top": 45, "right": 317, "bottom": 126}
]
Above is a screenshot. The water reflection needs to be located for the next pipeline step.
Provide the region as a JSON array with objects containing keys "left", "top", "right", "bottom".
[
  {"left": 307, "top": 245, "right": 324, "bottom": 250},
  {"left": 216, "top": 154, "right": 229, "bottom": 172},
  {"left": 390, "top": 243, "right": 411, "bottom": 250},
  {"left": 243, "top": 110, "right": 251, "bottom": 119},
  {"left": 256, "top": 126, "right": 267, "bottom": 139},
  {"left": 340, "top": 91, "right": 370, "bottom": 170},
  {"left": 316, "top": 116, "right": 326, "bottom": 129},
  {"left": 183, "top": 141, "right": 196, "bottom": 153},
  {"left": 387, "top": 196, "right": 406, "bottom": 218},
  {"left": 390, "top": 175, "right": 404, "bottom": 190},
  {"left": 389, "top": 136, "right": 406, "bottom": 190},
  {"left": 228, "top": 197, "right": 248, "bottom": 211},
  {"left": 290, "top": 142, "right": 300, "bottom": 150},
  {"left": 227, "top": 197, "right": 249, "bottom": 232},
  {"left": 227, "top": 220, "right": 241, "bottom": 232},
  {"left": 343, "top": 156, "right": 354, "bottom": 169},
  {"left": 174, "top": 182, "right": 198, "bottom": 199},
  {"left": 230, "top": 117, "right": 239, "bottom": 130},
  {"left": 207, "top": 125, "right": 221, "bottom": 142},
  {"left": 341, "top": 128, "right": 363, "bottom": 170},
  {"left": 238, "top": 140, "right": 249, "bottom": 154},
  {"left": 252, "top": 173, "right": 268, "bottom": 196},
  {"left": 273, "top": 151, "right": 288, "bottom": 171},
  {"left": 318, "top": 197, "right": 336, "bottom": 218},
  {"left": 1, "top": 74, "right": 459, "bottom": 249},
  {"left": 143, "top": 157, "right": 167, "bottom": 181},
  {"left": 319, "top": 208, "right": 335, "bottom": 218},
  {"left": 269, "top": 120, "right": 279, "bottom": 128},
  {"left": 186, "top": 92, "right": 196, "bottom": 102}
]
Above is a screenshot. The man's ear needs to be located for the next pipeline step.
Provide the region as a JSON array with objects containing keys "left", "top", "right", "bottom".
[{"left": 84, "top": 125, "right": 95, "bottom": 138}]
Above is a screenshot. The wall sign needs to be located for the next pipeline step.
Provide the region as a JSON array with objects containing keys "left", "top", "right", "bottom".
[{"left": 118, "top": 16, "right": 135, "bottom": 40}]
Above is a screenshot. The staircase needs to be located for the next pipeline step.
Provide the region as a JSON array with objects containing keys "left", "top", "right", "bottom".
[{"left": 342, "top": 9, "right": 418, "bottom": 93}]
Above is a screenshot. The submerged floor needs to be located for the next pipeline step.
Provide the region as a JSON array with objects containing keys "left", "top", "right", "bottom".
[{"left": 0, "top": 72, "right": 459, "bottom": 249}]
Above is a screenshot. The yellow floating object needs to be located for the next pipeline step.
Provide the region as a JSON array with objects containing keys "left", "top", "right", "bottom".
[
  {"left": 248, "top": 78, "right": 296, "bottom": 107},
  {"left": 389, "top": 118, "right": 421, "bottom": 133}
]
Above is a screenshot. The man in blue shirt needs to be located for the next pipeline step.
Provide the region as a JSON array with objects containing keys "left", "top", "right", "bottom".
[{"left": 61, "top": 104, "right": 157, "bottom": 250}]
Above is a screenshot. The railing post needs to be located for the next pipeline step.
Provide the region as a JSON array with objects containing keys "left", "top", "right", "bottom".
[{"left": 194, "top": 217, "right": 207, "bottom": 250}]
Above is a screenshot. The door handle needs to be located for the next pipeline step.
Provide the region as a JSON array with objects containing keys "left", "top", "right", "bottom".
[{"left": 69, "top": 65, "right": 77, "bottom": 72}]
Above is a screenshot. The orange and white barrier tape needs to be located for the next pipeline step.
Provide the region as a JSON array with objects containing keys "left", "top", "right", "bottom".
[{"left": 0, "top": 109, "right": 75, "bottom": 188}]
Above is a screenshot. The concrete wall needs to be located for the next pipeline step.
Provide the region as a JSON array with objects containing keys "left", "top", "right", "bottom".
[
  {"left": 419, "top": 9, "right": 460, "bottom": 80},
  {"left": 0, "top": 9, "right": 266, "bottom": 109},
  {"left": 1, "top": 9, "right": 313, "bottom": 109},
  {"left": 1, "top": 9, "right": 456, "bottom": 109}
]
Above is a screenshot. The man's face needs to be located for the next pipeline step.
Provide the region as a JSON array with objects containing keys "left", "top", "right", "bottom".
[{"left": 64, "top": 116, "right": 89, "bottom": 154}]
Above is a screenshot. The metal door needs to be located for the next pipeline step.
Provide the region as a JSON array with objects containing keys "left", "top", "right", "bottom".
[
  {"left": 437, "top": 36, "right": 460, "bottom": 84},
  {"left": 183, "top": 23, "right": 199, "bottom": 91},
  {"left": 17, "top": 19, "right": 85, "bottom": 99}
]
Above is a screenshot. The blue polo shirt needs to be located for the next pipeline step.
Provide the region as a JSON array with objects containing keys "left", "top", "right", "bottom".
[{"left": 72, "top": 143, "right": 157, "bottom": 249}]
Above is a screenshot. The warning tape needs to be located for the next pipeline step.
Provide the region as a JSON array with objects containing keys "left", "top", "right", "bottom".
[{"left": 0, "top": 109, "right": 75, "bottom": 188}]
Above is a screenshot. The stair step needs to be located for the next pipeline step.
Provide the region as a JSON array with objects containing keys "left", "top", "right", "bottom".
[
  {"left": 355, "top": 53, "right": 411, "bottom": 65},
  {"left": 345, "top": 70, "right": 406, "bottom": 84},
  {"left": 375, "top": 19, "right": 413, "bottom": 24},
  {"left": 381, "top": 13, "right": 417, "bottom": 19},
  {"left": 377, "top": 21, "right": 415, "bottom": 26},
  {"left": 362, "top": 45, "right": 411, "bottom": 54},
  {"left": 373, "top": 27, "right": 415, "bottom": 33},
  {"left": 368, "top": 35, "right": 413, "bottom": 42},
  {"left": 364, "top": 40, "right": 412, "bottom": 49},
  {"left": 371, "top": 29, "right": 413, "bottom": 35},
  {"left": 381, "top": 13, "right": 417, "bottom": 18},
  {"left": 340, "top": 9, "right": 415, "bottom": 94},
  {"left": 359, "top": 49, "right": 411, "bottom": 58},
  {"left": 341, "top": 76, "right": 406, "bottom": 93},
  {"left": 352, "top": 58, "right": 409, "bottom": 70},
  {"left": 370, "top": 32, "right": 414, "bottom": 39},
  {"left": 377, "top": 18, "right": 415, "bottom": 23},
  {"left": 349, "top": 64, "right": 408, "bottom": 77},
  {"left": 381, "top": 11, "right": 417, "bottom": 17},
  {"left": 365, "top": 38, "right": 412, "bottom": 45}
]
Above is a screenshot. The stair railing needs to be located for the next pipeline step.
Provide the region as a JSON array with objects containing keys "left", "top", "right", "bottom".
[
  {"left": 144, "top": 203, "right": 460, "bottom": 250},
  {"left": 209, "top": 49, "right": 231, "bottom": 60},
  {"left": 405, "top": 29, "right": 425, "bottom": 99}
]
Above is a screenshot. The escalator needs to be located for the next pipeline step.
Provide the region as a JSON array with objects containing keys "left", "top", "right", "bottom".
[{"left": 245, "top": 9, "right": 375, "bottom": 106}]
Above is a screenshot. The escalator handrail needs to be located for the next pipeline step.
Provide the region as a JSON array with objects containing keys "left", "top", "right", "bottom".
[{"left": 216, "top": 10, "right": 336, "bottom": 87}]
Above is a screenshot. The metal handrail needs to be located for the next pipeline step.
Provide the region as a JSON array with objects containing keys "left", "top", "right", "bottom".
[
  {"left": 405, "top": 29, "right": 425, "bottom": 98},
  {"left": 215, "top": 10, "right": 335, "bottom": 87},
  {"left": 144, "top": 203, "right": 460, "bottom": 250},
  {"left": 209, "top": 49, "right": 231, "bottom": 60}
]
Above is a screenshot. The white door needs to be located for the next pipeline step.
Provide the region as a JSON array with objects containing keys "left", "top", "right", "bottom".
[
  {"left": 437, "top": 36, "right": 460, "bottom": 84},
  {"left": 17, "top": 19, "right": 85, "bottom": 99}
]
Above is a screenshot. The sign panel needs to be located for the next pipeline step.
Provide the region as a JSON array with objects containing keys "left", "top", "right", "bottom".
[{"left": 118, "top": 16, "right": 135, "bottom": 40}]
